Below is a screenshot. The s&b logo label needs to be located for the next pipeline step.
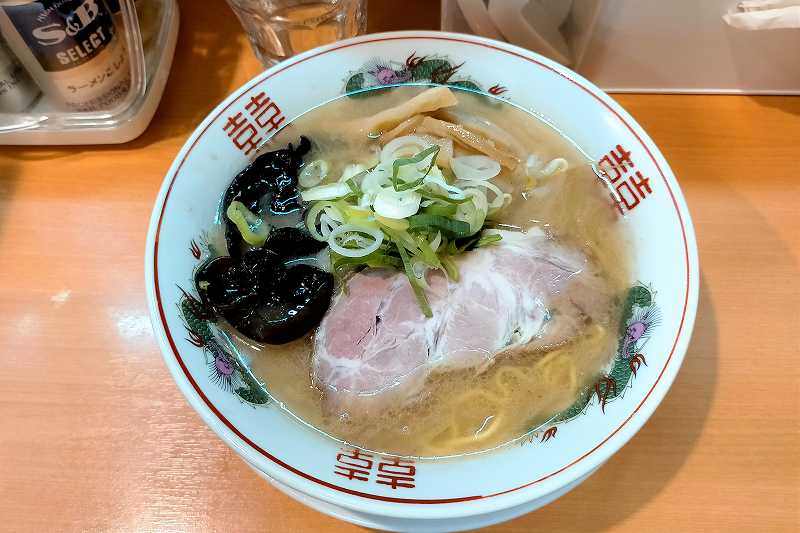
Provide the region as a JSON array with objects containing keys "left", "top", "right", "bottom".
[{"left": 4, "top": 0, "right": 116, "bottom": 72}]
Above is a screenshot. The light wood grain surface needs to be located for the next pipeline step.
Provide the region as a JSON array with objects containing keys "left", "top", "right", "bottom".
[{"left": 1, "top": 1, "right": 798, "bottom": 531}]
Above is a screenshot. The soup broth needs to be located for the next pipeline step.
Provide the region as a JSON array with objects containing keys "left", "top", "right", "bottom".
[{"left": 219, "top": 86, "right": 629, "bottom": 457}]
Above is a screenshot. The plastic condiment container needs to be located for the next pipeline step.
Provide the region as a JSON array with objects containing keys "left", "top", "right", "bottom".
[
  {"left": 0, "top": 0, "right": 179, "bottom": 144},
  {"left": 0, "top": 34, "right": 38, "bottom": 112}
]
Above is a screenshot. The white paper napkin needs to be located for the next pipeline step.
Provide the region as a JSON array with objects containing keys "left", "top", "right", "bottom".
[{"left": 723, "top": 0, "right": 800, "bottom": 30}]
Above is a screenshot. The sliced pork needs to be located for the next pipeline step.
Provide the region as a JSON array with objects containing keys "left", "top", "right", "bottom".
[{"left": 312, "top": 229, "right": 615, "bottom": 412}]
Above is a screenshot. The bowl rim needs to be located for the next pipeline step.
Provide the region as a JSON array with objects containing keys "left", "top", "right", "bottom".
[{"left": 145, "top": 30, "right": 699, "bottom": 520}]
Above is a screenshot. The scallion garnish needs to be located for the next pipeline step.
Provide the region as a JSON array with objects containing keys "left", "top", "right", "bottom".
[
  {"left": 390, "top": 144, "right": 440, "bottom": 192},
  {"left": 299, "top": 141, "right": 509, "bottom": 316},
  {"left": 408, "top": 214, "right": 472, "bottom": 238}
]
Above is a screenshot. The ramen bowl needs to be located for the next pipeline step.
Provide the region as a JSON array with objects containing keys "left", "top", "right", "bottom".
[{"left": 145, "top": 31, "right": 699, "bottom": 532}]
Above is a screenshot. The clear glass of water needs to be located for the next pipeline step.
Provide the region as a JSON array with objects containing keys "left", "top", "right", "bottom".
[{"left": 226, "top": 0, "right": 367, "bottom": 67}]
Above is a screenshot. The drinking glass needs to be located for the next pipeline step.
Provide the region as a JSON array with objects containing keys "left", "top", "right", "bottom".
[{"left": 226, "top": 0, "right": 367, "bottom": 67}]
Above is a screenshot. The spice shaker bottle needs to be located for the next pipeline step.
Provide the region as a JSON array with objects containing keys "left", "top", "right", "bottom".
[{"left": 0, "top": 0, "right": 131, "bottom": 111}]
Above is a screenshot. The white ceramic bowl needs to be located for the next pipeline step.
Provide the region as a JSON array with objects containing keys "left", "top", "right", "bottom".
[{"left": 145, "top": 31, "right": 699, "bottom": 532}]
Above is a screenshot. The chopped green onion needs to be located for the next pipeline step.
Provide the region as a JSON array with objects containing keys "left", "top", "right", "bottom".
[
  {"left": 301, "top": 182, "right": 351, "bottom": 201},
  {"left": 422, "top": 203, "right": 458, "bottom": 217},
  {"left": 475, "top": 233, "right": 503, "bottom": 247},
  {"left": 454, "top": 198, "right": 486, "bottom": 236},
  {"left": 449, "top": 231, "right": 501, "bottom": 253},
  {"left": 449, "top": 241, "right": 461, "bottom": 254},
  {"left": 226, "top": 201, "right": 270, "bottom": 246},
  {"left": 440, "top": 255, "right": 459, "bottom": 281},
  {"left": 345, "top": 176, "right": 361, "bottom": 195},
  {"left": 300, "top": 144, "right": 514, "bottom": 317},
  {"left": 328, "top": 223, "right": 384, "bottom": 258},
  {"left": 332, "top": 249, "right": 402, "bottom": 272},
  {"left": 419, "top": 188, "right": 473, "bottom": 204},
  {"left": 380, "top": 224, "right": 419, "bottom": 254},
  {"left": 414, "top": 234, "right": 442, "bottom": 268},
  {"left": 395, "top": 237, "right": 432, "bottom": 318},
  {"left": 391, "top": 145, "right": 440, "bottom": 192},
  {"left": 339, "top": 164, "right": 368, "bottom": 183},
  {"left": 457, "top": 235, "right": 481, "bottom": 252},
  {"left": 407, "top": 214, "right": 472, "bottom": 238},
  {"left": 374, "top": 214, "right": 409, "bottom": 230},
  {"left": 373, "top": 188, "right": 422, "bottom": 219},
  {"left": 305, "top": 200, "right": 338, "bottom": 241}
]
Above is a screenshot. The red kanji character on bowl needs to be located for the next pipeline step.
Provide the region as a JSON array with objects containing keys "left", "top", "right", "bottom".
[
  {"left": 245, "top": 91, "right": 286, "bottom": 133},
  {"left": 334, "top": 448, "right": 374, "bottom": 482},
  {"left": 223, "top": 112, "right": 263, "bottom": 155},
  {"left": 376, "top": 457, "right": 416, "bottom": 489},
  {"left": 598, "top": 144, "right": 634, "bottom": 183},
  {"left": 610, "top": 170, "right": 654, "bottom": 215}
]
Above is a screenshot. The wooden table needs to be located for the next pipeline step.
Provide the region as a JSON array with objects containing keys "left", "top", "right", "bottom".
[{"left": 1, "top": 1, "right": 798, "bottom": 531}]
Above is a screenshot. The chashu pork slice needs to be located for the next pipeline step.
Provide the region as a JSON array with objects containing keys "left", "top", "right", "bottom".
[{"left": 312, "top": 229, "right": 615, "bottom": 413}]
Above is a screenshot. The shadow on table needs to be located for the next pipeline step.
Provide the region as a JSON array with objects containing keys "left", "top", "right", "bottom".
[
  {"left": 487, "top": 275, "right": 719, "bottom": 532},
  {"left": 747, "top": 94, "right": 800, "bottom": 118}
]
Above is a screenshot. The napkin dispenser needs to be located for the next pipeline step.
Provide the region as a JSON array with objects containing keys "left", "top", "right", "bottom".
[{"left": 442, "top": 0, "right": 800, "bottom": 94}]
